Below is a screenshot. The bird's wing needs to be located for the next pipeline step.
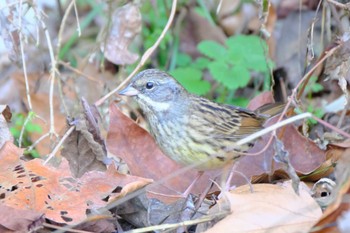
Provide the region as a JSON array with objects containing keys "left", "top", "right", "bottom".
[{"left": 193, "top": 97, "right": 265, "bottom": 141}]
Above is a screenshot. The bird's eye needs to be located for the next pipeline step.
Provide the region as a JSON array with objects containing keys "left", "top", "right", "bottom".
[{"left": 145, "top": 82, "right": 154, "bottom": 89}]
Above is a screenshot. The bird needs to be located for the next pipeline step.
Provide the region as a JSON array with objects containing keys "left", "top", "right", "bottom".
[{"left": 118, "top": 69, "right": 284, "bottom": 173}]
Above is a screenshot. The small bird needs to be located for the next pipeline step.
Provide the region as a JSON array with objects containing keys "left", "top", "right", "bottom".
[{"left": 119, "top": 69, "right": 283, "bottom": 171}]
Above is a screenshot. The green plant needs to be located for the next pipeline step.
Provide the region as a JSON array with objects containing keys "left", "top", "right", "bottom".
[
  {"left": 303, "top": 76, "right": 324, "bottom": 97},
  {"left": 301, "top": 76, "right": 325, "bottom": 125},
  {"left": 199, "top": 35, "right": 273, "bottom": 90},
  {"left": 140, "top": 0, "right": 174, "bottom": 68},
  {"left": 170, "top": 35, "right": 273, "bottom": 106},
  {"left": 10, "top": 112, "right": 42, "bottom": 158}
]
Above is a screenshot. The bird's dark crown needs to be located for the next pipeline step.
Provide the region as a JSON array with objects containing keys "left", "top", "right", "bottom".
[
  {"left": 130, "top": 69, "right": 186, "bottom": 101},
  {"left": 125, "top": 69, "right": 190, "bottom": 116}
]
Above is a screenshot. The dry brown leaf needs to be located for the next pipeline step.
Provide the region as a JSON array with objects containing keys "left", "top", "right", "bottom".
[
  {"left": 107, "top": 103, "right": 218, "bottom": 201},
  {"left": 0, "top": 105, "right": 13, "bottom": 148},
  {"left": 218, "top": 2, "right": 259, "bottom": 35},
  {"left": 115, "top": 193, "right": 203, "bottom": 228},
  {"left": 61, "top": 99, "right": 107, "bottom": 178},
  {"left": 75, "top": 218, "right": 116, "bottom": 233},
  {"left": 11, "top": 72, "right": 66, "bottom": 155},
  {"left": 281, "top": 125, "right": 326, "bottom": 173},
  {"left": 274, "top": 11, "right": 317, "bottom": 87},
  {"left": 0, "top": 204, "right": 44, "bottom": 233},
  {"left": 0, "top": 7, "right": 21, "bottom": 62},
  {"left": 10, "top": 67, "right": 111, "bottom": 156},
  {"left": 201, "top": 181, "right": 322, "bottom": 233},
  {"left": 29, "top": 93, "right": 66, "bottom": 155},
  {"left": 0, "top": 105, "right": 12, "bottom": 122},
  {"left": 180, "top": 8, "right": 226, "bottom": 58},
  {"left": 102, "top": 3, "right": 141, "bottom": 65},
  {"left": 247, "top": 91, "right": 275, "bottom": 110},
  {"left": 0, "top": 141, "right": 152, "bottom": 224},
  {"left": 231, "top": 123, "right": 326, "bottom": 186}
]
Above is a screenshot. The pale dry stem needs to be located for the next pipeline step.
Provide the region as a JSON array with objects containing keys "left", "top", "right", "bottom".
[
  {"left": 124, "top": 212, "right": 229, "bottom": 233},
  {"left": 327, "top": 0, "right": 350, "bottom": 10},
  {"left": 40, "top": 0, "right": 81, "bottom": 161},
  {"left": 43, "top": 125, "right": 75, "bottom": 165},
  {"left": 17, "top": 0, "right": 34, "bottom": 147},
  {"left": 58, "top": 61, "right": 102, "bottom": 84}
]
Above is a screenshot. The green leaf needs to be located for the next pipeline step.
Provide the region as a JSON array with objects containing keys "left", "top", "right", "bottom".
[
  {"left": 193, "top": 57, "right": 210, "bottom": 69},
  {"left": 226, "top": 35, "right": 270, "bottom": 72},
  {"left": 197, "top": 41, "right": 227, "bottom": 59},
  {"left": 25, "top": 122, "right": 42, "bottom": 133},
  {"left": 31, "top": 150, "right": 40, "bottom": 158},
  {"left": 311, "top": 83, "right": 324, "bottom": 93},
  {"left": 176, "top": 53, "right": 192, "bottom": 67},
  {"left": 208, "top": 60, "right": 229, "bottom": 85},
  {"left": 10, "top": 127, "right": 20, "bottom": 138},
  {"left": 194, "top": 0, "right": 215, "bottom": 25},
  {"left": 170, "top": 67, "right": 210, "bottom": 95},
  {"left": 230, "top": 65, "right": 251, "bottom": 89},
  {"left": 227, "top": 97, "right": 249, "bottom": 107},
  {"left": 208, "top": 61, "right": 250, "bottom": 90}
]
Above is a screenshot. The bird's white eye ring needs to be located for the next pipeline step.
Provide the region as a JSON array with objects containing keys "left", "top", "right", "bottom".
[{"left": 146, "top": 82, "right": 154, "bottom": 89}]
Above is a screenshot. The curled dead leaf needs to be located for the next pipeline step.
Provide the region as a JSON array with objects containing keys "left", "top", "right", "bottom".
[
  {"left": 102, "top": 3, "right": 141, "bottom": 65},
  {"left": 61, "top": 98, "right": 107, "bottom": 178}
]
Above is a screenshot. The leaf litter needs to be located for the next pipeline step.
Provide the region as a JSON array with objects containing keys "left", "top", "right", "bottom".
[{"left": 1, "top": 0, "right": 350, "bottom": 232}]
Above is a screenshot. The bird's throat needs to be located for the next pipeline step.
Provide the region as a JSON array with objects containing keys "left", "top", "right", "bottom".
[{"left": 137, "top": 95, "right": 172, "bottom": 112}]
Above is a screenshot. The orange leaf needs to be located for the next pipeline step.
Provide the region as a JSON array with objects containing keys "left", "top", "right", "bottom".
[{"left": 0, "top": 142, "right": 152, "bottom": 224}]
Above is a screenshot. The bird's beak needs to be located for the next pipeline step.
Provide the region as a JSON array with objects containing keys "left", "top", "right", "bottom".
[{"left": 118, "top": 85, "right": 139, "bottom": 96}]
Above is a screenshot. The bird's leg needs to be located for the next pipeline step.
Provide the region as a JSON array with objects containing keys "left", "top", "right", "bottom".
[
  {"left": 224, "top": 162, "right": 239, "bottom": 191},
  {"left": 182, "top": 171, "right": 204, "bottom": 197}
]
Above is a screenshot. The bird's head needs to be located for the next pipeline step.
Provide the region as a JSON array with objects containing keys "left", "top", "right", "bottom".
[{"left": 119, "top": 69, "right": 187, "bottom": 115}]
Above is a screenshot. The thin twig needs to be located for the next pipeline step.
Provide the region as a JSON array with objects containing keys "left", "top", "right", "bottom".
[
  {"left": 313, "top": 116, "right": 350, "bottom": 139},
  {"left": 34, "top": 8, "right": 59, "bottom": 138},
  {"left": 44, "top": 126, "right": 75, "bottom": 165},
  {"left": 125, "top": 212, "right": 228, "bottom": 233},
  {"left": 58, "top": 61, "right": 102, "bottom": 84},
  {"left": 236, "top": 113, "right": 313, "bottom": 146},
  {"left": 56, "top": 1, "right": 75, "bottom": 51},
  {"left": 43, "top": 223, "right": 93, "bottom": 233},
  {"left": 18, "top": 112, "right": 32, "bottom": 147},
  {"left": 327, "top": 0, "right": 350, "bottom": 10},
  {"left": 26, "top": 132, "right": 50, "bottom": 152},
  {"left": 18, "top": 0, "right": 31, "bottom": 107},
  {"left": 73, "top": 0, "right": 81, "bottom": 36},
  {"left": 95, "top": 0, "right": 178, "bottom": 106},
  {"left": 55, "top": 0, "right": 79, "bottom": 117},
  {"left": 17, "top": 0, "right": 33, "bottom": 147}
]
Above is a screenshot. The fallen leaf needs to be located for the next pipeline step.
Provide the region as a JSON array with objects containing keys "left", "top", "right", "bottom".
[
  {"left": 231, "top": 124, "right": 326, "bottom": 186},
  {"left": 179, "top": 8, "right": 226, "bottom": 58},
  {"left": 247, "top": 91, "right": 275, "bottom": 110},
  {"left": 61, "top": 98, "right": 107, "bottom": 178},
  {"left": 0, "top": 204, "right": 45, "bottom": 233},
  {"left": 102, "top": 3, "right": 141, "bottom": 65},
  {"left": 201, "top": 181, "right": 322, "bottom": 233},
  {"left": 0, "top": 105, "right": 13, "bottom": 148},
  {"left": 0, "top": 141, "right": 152, "bottom": 224}
]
